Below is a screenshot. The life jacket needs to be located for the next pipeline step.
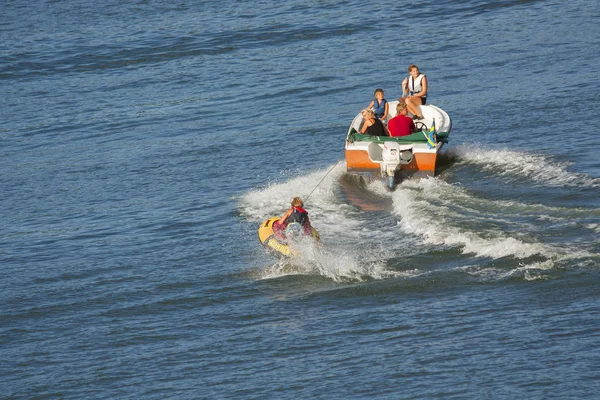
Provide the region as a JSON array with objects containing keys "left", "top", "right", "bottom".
[
  {"left": 373, "top": 98, "right": 388, "bottom": 118},
  {"left": 287, "top": 206, "right": 309, "bottom": 226},
  {"left": 408, "top": 74, "right": 427, "bottom": 98}
]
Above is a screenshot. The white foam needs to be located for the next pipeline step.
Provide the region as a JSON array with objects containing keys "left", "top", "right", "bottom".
[
  {"left": 364, "top": 179, "right": 393, "bottom": 197},
  {"left": 586, "top": 223, "right": 600, "bottom": 233},
  {"left": 457, "top": 262, "right": 553, "bottom": 282},
  {"left": 241, "top": 159, "right": 598, "bottom": 283},
  {"left": 242, "top": 163, "right": 412, "bottom": 281},
  {"left": 256, "top": 239, "right": 422, "bottom": 283},
  {"left": 239, "top": 162, "right": 353, "bottom": 221},
  {"left": 391, "top": 178, "right": 557, "bottom": 259},
  {"left": 452, "top": 145, "right": 600, "bottom": 188}
]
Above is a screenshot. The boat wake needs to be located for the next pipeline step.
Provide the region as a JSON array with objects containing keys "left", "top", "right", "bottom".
[
  {"left": 391, "top": 178, "right": 598, "bottom": 278},
  {"left": 393, "top": 178, "right": 557, "bottom": 259},
  {"left": 241, "top": 154, "right": 599, "bottom": 285},
  {"left": 450, "top": 145, "right": 600, "bottom": 188}
]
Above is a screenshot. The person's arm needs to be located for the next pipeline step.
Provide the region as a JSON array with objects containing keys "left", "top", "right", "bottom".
[
  {"left": 367, "top": 100, "right": 374, "bottom": 109},
  {"left": 402, "top": 77, "right": 409, "bottom": 96},
  {"left": 382, "top": 102, "right": 389, "bottom": 120},
  {"left": 278, "top": 208, "right": 293, "bottom": 226},
  {"left": 360, "top": 119, "right": 370, "bottom": 134}
]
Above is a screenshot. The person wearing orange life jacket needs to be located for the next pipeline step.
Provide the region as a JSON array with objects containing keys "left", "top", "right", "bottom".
[{"left": 276, "top": 197, "right": 313, "bottom": 236}]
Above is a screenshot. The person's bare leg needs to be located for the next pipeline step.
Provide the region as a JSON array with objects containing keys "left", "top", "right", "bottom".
[{"left": 406, "top": 97, "right": 423, "bottom": 118}]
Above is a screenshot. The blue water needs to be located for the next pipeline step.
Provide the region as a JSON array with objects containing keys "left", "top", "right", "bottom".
[{"left": 2, "top": 0, "right": 600, "bottom": 398}]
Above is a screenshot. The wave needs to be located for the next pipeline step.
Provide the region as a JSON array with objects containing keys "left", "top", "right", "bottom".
[
  {"left": 451, "top": 145, "right": 600, "bottom": 188},
  {"left": 253, "top": 241, "right": 414, "bottom": 284},
  {"left": 239, "top": 162, "right": 358, "bottom": 227},
  {"left": 392, "top": 178, "right": 551, "bottom": 258}
]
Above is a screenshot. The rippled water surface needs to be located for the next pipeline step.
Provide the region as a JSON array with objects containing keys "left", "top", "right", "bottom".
[{"left": 2, "top": 0, "right": 600, "bottom": 398}]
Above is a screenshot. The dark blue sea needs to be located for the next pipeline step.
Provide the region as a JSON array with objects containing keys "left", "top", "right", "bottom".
[{"left": 2, "top": 0, "right": 600, "bottom": 398}]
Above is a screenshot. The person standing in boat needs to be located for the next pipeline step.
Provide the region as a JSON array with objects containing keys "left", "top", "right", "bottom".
[
  {"left": 402, "top": 64, "right": 427, "bottom": 120},
  {"left": 387, "top": 102, "right": 416, "bottom": 137},
  {"left": 360, "top": 108, "right": 388, "bottom": 136},
  {"left": 276, "top": 197, "right": 313, "bottom": 236},
  {"left": 366, "top": 88, "right": 389, "bottom": 121}
]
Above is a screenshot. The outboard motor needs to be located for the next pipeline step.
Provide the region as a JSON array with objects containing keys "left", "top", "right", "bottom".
[{"left": 380, "top": 142, "right": 413, "bottom": 189}]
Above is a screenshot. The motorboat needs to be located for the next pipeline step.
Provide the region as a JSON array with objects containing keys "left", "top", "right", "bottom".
[{"left": 344, "top": 100, "right": 452, "bottom": 189}]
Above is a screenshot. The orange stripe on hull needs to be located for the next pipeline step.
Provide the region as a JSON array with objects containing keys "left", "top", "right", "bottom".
[
  {"left": 406, "top": 152, "right": 437, "bottom": 174},
  {"left": 345, "top": 149, "right": 438, "bottom": 176},
  {"left": 345, "top": 149, "right": 378, "bottom": 170}
]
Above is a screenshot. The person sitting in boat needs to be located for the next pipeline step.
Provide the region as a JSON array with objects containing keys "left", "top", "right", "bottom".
[
  {"left": 387, "top": 102, "right": 416, "bottom": 137},
  {"left": 401, "top": 64, "right": 427, "bottom": 120},
  {"left": 360, "top": 108, "right": 388, "bottom": 136},
  {"left": 275, "top": 197, "right": 313, "bottom": 237},
  {"left": 366, "top": 88, "right": 389, "bottom": 121}
]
